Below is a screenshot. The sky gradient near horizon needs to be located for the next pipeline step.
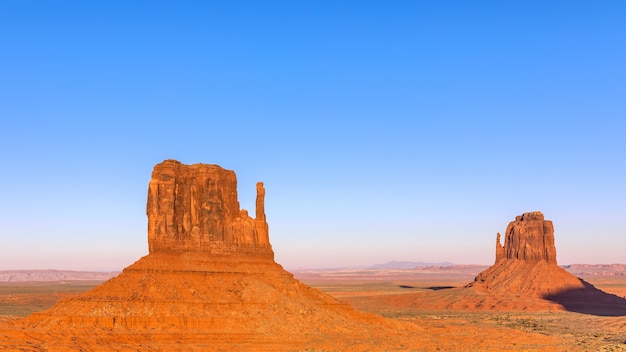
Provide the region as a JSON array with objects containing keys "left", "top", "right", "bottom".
[{"left": 1, "top": 1, "right": 625, "bottom": 270}]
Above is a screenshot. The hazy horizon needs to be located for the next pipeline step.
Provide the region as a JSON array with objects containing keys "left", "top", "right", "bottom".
[
  {"left": 2, "top": 258, "right": 625, "bottom": 273},
  {"left": 2, "top": 2, "right": 625, "bottom": 271}
]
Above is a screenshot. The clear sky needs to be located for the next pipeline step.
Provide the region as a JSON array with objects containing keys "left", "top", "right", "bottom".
[{"left": 1, "top": 1, "right": 624, "bottom": 270}]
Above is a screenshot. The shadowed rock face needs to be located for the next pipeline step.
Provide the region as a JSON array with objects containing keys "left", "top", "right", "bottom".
[{"left": 147, "top": 160, "right": 271, "bottom": 256}]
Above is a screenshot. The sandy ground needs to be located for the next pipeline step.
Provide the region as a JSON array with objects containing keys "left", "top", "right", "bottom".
[
  {"left": 294, "top": 268, "right": 626, "bottom": 351},
  {"left": 1, "top": 268, "right": 625, "bottom": 351}
]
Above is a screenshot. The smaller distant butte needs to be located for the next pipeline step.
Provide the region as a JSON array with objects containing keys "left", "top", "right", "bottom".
[
  {"left": 366, "top": 211, "right": 626, "bottom": 315},
  {"left": 466, "top": 211, "right": 626, "bottom": 314},
  {"left": 467, "top": 211, "right": 585, "bottom": 297}
]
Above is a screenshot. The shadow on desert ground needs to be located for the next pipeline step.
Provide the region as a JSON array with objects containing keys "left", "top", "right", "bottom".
[
  {"left": 543, "top": 278, "right": 626, "bottom": 316},
  {"left": 398, "top": 285, "right": 456, "bottom": 290}
]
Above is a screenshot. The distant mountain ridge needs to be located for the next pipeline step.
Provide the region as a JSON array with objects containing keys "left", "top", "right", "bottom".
[
  {"left": 367, "top": 260, "right": 455, "bottom": 269},
  {"left": 563, "top": 264, "right": 626, "bottom": 276},
  {"left": 2, "top": 264, "right": 624, "bottom": 282},
  {"left": 0, "top": 270, "right": 119, "bottom": 282}
]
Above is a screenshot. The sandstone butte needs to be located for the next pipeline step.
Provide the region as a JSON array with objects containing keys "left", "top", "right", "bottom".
[
  {"left": 0, "top": 162, "right": 581, "bottom": 351},
  {"left": 466, "top": 211, "right": 583, "bottom": 297},
  {"left": 367, "top": 211, "right": 626, "bottom": 314}
]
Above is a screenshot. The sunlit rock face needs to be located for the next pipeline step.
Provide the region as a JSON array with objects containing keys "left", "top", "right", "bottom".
[
  {"left": 147, "top": 159, "right": 271, "bottom": 257},
  {"left": 497, "top": 211, "right": 556, "bottom": 264}
]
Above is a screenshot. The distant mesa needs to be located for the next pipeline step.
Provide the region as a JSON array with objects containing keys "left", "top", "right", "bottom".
[
  {"left": 466, "top": 211, "right": 626, "bottom": 315},
  {"left": 466, "top": 211, "right": 582, "bottom": 297},
  {"left": 564, "top": 263, "right": 626, "bottom": 276},
  {"left": 0, "top": 270, "right": 118, "bottom": 282},
  {"left": 367, "top": 260, "right": 455, "bottom": 270},
  {"left": 364, "top": 211, "right": 626, "bottom": 316},
  {"left": 0, "top": 159, "right": 422, "bottom": 351}
]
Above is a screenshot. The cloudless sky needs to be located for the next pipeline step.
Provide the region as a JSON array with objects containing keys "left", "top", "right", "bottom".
[{"left": 1, "top": 1, "right": 624, "bottom": 270}]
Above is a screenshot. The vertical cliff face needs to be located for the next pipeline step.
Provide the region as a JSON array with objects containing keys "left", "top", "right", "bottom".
[
  {"left": 499, "top": 211, "right": 556, "bottom": 264},
  {"left": 146, "top": 159, "right": 272, "bottom": 257}
]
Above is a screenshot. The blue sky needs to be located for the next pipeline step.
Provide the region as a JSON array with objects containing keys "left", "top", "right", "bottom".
[{"left": 1, "top": 1, "right": 624, "bottom": 270}]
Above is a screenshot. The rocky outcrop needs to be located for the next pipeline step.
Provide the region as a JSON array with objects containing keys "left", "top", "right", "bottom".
[
  {"left": 498, "top": 211, "right": 556, "bottom": 264},
  {"left": 147, "top": 160, "right": 272, "bottom": 257},
  {"left": 365, "top": 211, "right": 626, "bottom": 315},
  {"left": 468, "top": 211, "right": 583, "bottom": 297},
  {"left": 0, "top": 160, "right": 423, "bottom": 351}
]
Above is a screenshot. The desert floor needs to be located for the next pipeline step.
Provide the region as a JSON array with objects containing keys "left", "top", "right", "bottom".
[
  {"left": 293, "top": 267, "right": 626, "bottom": 351},
  {"left": 1, "top": 268, "right": 625, "bottom": 351}
]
